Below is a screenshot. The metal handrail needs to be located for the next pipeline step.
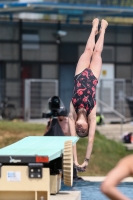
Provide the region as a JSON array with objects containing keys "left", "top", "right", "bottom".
[
  {"left": 97, "top": 99, "right": 125, "bottom": 119},
  {"left": 97, "top": 99, "right": 125, "bottom": 135}
]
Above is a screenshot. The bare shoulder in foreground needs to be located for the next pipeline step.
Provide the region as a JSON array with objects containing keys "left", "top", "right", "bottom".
[{"left": 101, "top": 154, "right": 133, "bottom": 200}]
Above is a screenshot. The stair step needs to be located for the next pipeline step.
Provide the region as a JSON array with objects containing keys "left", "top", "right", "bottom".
[
  {"left": 97, "top": 123, "right": 133, "bottom": 149},
  {"left": 123, "top": 144, "right": 133, "bottom": 150}
]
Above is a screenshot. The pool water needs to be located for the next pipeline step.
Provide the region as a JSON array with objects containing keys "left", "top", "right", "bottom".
[{"left": 61, "top": 180, "right": 133, "bottom": 200}]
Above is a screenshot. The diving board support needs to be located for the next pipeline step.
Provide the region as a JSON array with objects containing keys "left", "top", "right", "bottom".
[
  {"left": 0, "top": 136, "right": 79, "bottom": 200},
  {"left": 0, "top": 166, "right": 50, "bottom": 200},
  {"left": 63, "top": 140, "right": 73, "bottom": 187}
]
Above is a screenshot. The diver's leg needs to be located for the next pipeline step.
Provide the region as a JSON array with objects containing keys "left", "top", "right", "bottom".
[
  {"left": 90, "top": 19, "right": 108, "bottom": 80},
  {"left": 75, "top": 18, "right": 99, "bottom": 76}
]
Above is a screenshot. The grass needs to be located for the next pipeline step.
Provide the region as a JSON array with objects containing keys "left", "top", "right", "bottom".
[
  {"left": 0, "top": 120, "right": 44, "bottom": 148},
  {"left": 77, "top": 132, "right": 133, "bottom": 176},
  {"left": 0, "top": 120, "right": 132, "bottom": 176}
]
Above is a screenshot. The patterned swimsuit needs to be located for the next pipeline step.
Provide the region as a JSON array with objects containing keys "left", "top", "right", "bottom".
[{"left": 72, "top": 68, "right": 98, "bottom": 116}]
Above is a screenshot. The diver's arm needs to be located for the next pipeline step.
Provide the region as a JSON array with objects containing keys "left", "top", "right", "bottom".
[
  {"left": 86, "top": 117, "right": 96, "bottom": 160},
  {"left": 68, "top": 113, "right": 76, "bottom": 136},
  {"left": 68, "top": 102, "right": 77, "bottom": 136},
  {"left": 85, "top": 106, "right": 97, "bottom": 161},
  {"left": 68, "top": 102, "right": 79, "bottom": 165},
  {"left": 79, "top": 106, "right": 96, "bottom": 169}
]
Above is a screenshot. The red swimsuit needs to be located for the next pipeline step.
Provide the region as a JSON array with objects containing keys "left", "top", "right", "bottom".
[{"left": 72, "top": 68, "right": 98, "bottom": 116}]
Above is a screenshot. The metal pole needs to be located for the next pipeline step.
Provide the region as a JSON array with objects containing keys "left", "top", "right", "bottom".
[
  {"left": 24, "top": 79, "right": 31, "bottom": 121},
  {"left": 19, "top": 19, "right": 23, "bottom": 118},
  {"left": 120, "top": 118, "right": 123, "bottom": 137},
  {"left": 99, "top": 79, "right": 103, "bottom": 115},
  {"left": 123, "top": 79, "right": 126, "bottom": 116}
]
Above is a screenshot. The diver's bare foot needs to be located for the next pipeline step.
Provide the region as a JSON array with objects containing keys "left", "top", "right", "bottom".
[
  {"left": 100, "top": 19, "right": 108, "bottom": 32},
  {"left": 92, "top": 18, "right": 99, "bottom": 35}
]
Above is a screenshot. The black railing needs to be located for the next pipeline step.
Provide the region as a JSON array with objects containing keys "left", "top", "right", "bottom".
[
  {"left": 0, "top": 0, "right": 15, "bottom": 1},
  {"left": 58, "top": 0, "right": 133, "bottom": 6},
  {"left": 0, "top": 0, "right": 132, "bottom": 7}
]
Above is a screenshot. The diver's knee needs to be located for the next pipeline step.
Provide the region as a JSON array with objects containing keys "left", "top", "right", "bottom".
[
  {"left": 93, "top": 49, "right": 102, "bottom": 57},
  {"left": 84, "top": 47, "right": 93, "bottom": 56}
]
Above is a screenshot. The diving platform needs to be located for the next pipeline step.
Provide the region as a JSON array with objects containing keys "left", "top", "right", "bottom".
[{"left": 0, "top": 136, "right": 80, "bottom": 200}]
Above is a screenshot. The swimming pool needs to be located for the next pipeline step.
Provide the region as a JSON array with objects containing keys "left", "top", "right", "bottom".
[{"left": 61, "top": 180, "right": 133, "bottom": 200}]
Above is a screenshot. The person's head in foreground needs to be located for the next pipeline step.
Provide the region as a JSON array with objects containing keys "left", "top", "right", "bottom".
[{"left": 75, "top": 108, "right": 89, "bottom": 137}]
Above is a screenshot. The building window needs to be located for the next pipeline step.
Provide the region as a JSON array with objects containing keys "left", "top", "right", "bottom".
[{"left": 22, "top": 30, "right": 39, "bottom": 50}]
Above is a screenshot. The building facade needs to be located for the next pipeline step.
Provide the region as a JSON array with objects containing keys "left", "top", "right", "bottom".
[{"left": 0, "top": 20, "right": 132, "bottom": 118}]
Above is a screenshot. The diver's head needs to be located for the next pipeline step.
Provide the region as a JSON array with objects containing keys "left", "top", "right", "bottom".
[{"left": 75, "top": 108, "right": 89, "bottom": 137}]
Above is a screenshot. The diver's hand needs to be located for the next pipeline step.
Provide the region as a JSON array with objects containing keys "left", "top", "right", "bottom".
[
  {"left": 77, "top": 161, "right": 88, "bottom": 172},
  {"left": 74, "top": 161, "right": 79, "bottom": 166},
  {"left": 81, "top": 161, "right": 88, "bottom": 170},
  {"left": 74, "top": 161, "right": 88, "bottom": 172},
  {"left": 74, "top": 161, "right": 82, "bottom": 172},
  {"left": 74, "top": 164, "right": 84, "bottom": 172},
  {"left": 74, "top": 161, "right": 80, "bottom": 167}
]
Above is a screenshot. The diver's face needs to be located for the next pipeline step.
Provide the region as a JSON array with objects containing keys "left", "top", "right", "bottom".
[{"left": 75, "top": 119, "right": 88, "bottom": 137}]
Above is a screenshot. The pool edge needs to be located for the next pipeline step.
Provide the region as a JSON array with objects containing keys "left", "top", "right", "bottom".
[
  {"left": 50, "top": 191, "right": 81, "bottom": 200},
  {"left": 81, "top": 176, "right": 133, "bottom": 182}
]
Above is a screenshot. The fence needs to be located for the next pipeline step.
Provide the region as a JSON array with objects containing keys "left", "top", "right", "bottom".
[
  {"left": 24, "top": 79, "right": 58, "bottom": 121},
  {"left": 0, "top": 78, "right": 133, "bottom": 121},
  {"left": 0, "top": 79, "right": 22, "bottom": 118},
  {"left": 96, "top": 79, "right": 133, "bottom": 120},
  {"left": 23, "top": 78, "right": 133, "bottom": 121},
  {"left": 0, "top": 79, "right": 58, "bottom": 120}
]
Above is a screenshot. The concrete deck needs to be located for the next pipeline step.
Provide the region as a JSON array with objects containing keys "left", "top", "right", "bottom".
[
  {"left": 50, "top": 191, "right": 81, "bottom": 200},
  {"left": 27, "top": 118, "right": 49, "bottom": 125},
  {"left": 50, "top": 176, "right": 133, "bottom": 200},
  {"left": 81, "top": 176, "right": 133, "bottom": 182}
]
